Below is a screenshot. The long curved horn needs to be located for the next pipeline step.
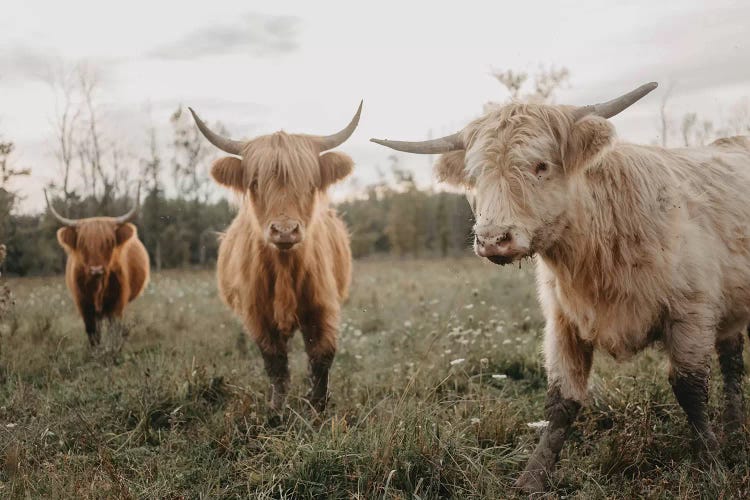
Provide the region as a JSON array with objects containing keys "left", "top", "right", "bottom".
[
  {"left": 188, "top": 108, "right": 245, "bottom": 156},
  {"left": 44, "top": 190, "right": 78, "bottom": 227},
  {"left": 370, "top": 131, "right": 464, "bottom": 154},
  {"left": 574, "top": 82, "right": 658, "bottom": 120},
  {"left": 310, "top": 100, "right": 363, "bottom": 152},
  {"left": 113, "top": 183, "right": 141, "bottom": 225}
]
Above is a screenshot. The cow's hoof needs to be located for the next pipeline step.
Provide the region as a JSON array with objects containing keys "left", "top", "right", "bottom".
[
  {"left": 695, "top": 431, "right": 720, "bottom": 465},
  {"left": 515, "top": 469, "right": 547, "bottom": 495},
  {"left": 266, "top": 414, "right": 283, "bottom": 428}
]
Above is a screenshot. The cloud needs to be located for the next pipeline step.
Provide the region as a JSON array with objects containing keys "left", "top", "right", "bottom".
[
  {"left": 587, "top": 3, "right": 750, "bottom": 98},
  {"left": 148, "top": 12, "right": 301, "bottom": 60},
  {"left": 0, "top": 44, "right": 60, "bottom": 82}
]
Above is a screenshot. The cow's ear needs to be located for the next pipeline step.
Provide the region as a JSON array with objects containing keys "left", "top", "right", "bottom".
[
  {"left": 57, "top": 227, "right": 77, "bottom": 252},
  {"left": 435, "top": 150, "right": 472, "bottom": 187},
  {"left": 210, "top": 156, "right": 245, "bottom": 191},
  {"left": 115, "top": 223, "right": 135, "bottom": 246},
  {"left": 319, "top": 151, "right": 354, "bottom": 189},
  {"left": 564, "top": 116, "right": 616, "bottom": 171}
]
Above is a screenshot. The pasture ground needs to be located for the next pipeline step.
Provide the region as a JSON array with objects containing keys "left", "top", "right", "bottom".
[{"left": 1, "top": 257, "right": 749, "bottom": 498}]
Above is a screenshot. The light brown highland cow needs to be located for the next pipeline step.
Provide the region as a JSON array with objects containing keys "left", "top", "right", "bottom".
[
  {"left": 190, "top": 103, "right": 360, "bottom": 413},
  {"left": 373, "top": 83, "right": 750, "bottom": 492}
]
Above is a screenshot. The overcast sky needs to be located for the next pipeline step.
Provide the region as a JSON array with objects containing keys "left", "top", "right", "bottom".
[{"left": 1, "top": 0, "right": 748, "bottom": 212}]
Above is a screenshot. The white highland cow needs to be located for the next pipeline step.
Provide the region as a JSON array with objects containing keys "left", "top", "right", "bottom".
[{"left": 372, "top": 82, "right": 750, "bottom": 492}]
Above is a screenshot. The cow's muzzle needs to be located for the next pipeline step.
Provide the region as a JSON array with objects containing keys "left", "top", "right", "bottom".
[
  {"left": 88, "top": 265, "right": 105, "bottom": 276},
  {"left": 268, "top": 220, "right": 303, "bottom": 250},
  {"left": 474, "top": 225, "right": 529, "bottom": 265}
]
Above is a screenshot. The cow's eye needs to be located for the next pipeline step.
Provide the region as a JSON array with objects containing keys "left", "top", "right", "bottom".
[
  {"left": 249, "top": 180, "right": 258, "bottom": 193},
  {"left": 535, "top": 162, "right": 548, "bottom": 176}
]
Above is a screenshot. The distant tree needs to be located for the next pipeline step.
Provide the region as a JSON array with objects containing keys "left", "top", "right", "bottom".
[
  {"left": 0, "top": 136, "right": 31, "bottom": 275},
  {"left": 658, "top": 84, "right": 674, "bottom": 147},
  {"left": 490, "top": 65, "right": 570, "bottom": 104},
  {"left": 0, "top": 242, "right": 12, "bottom": 324},
  {"left": 47, "top": 63, "right": 81, "bottom": 207},
  {"left": 0, "top": 139, "right": 31, "bottom": 242},
  {"left": 725, "top": 97, "right": 750, "bottom": 136},
  {"left": 45, "top": 62, "right": 132, "bottom": 212},
  {"left": 491, "top": 69, "right": 528, "bottom": 99},
  {"left": 385, "top": 157, "right": 418, "bottom": 256},
  {"left": 681, "top": 112, "right": 698, "bottom": 147},
  {"left": 140, "top": 124, "right": 164, "bottom": 271},
  {"left": 435, "top": 193, "right": 450, "bottom": 257},
  {"left": 170, "top": 106, "right": 216, "bottom": 203}
]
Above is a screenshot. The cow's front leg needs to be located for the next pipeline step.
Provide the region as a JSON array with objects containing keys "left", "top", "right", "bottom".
[
  {"left": 257, "top": 334, "right": 290, "bottom": 415},
  {"left": 83, "top": 310, "right": 100, "bottom": 347},
  {"left": 666, "top": 316, "right": 719, "bottom": 453},
  {"left": 301, "top": 309, "right": 338, "bottom": 413},
  {"left": 516, "top": 313, "right": 592, "bottom": 494},
  {"left": 716, "top": 329, "right": 745, "bottom": 434}
]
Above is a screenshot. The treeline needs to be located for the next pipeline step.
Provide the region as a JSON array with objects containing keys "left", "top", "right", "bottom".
[{"left": 0, "top": 182, "right": 473, "bottom": 276}]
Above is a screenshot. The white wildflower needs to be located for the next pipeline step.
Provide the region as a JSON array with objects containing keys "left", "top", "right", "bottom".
[
  {"left": 450, "top": 358, "right": 465, "bottom": 366},
  {"left": 527, "top": 420, "right": 549, "bottom": 429},
  {"left": 492, "top": 374, "right": 508, "bottom": 380}
]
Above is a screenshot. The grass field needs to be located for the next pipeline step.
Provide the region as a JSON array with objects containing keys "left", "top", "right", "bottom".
[{"left": 1, "top": 257, "right": 749, "bottom": 498}]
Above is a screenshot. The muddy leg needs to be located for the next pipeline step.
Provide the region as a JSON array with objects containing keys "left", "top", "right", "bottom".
[
  {"left": 516, "top": 313, "right": 592, "bottom": 494},
  {"left": 259, "top": 339, "right": 290, "bottom": 415},
  {"left": 716, "top": 332, "right": 745, "bottom": 434},
  {"left": 666, "top": 316, "right": 718, "bottom": 453},
  {"left": 669, "top": 366, "right": 718, "bottom": 452},
  {"left": 302, "top": 311, "right": 338, "bottom": 413},
  {"left": 307, "top": 351, "right": 334, "bottom": 412},
  {"left": 83, "top": 313, "right": 100, "bottom": 347}
]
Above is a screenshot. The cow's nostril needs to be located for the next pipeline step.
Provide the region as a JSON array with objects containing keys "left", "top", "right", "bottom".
[{"left": 498, "top": 232, "right": 512, "bottom": 243}]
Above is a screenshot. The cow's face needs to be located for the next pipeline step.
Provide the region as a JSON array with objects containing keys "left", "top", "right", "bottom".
[
  {"left": 57, "top": 219, "right": 135, "bottom": 278},
  {"left": 435, "top": 104, "right": 615, "bottom": 265},
  {"left": 211, "top": 133, "right": 353, "bottom": 251}
]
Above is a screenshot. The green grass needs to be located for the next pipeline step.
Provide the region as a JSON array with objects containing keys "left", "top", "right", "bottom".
[{"left": 1, "top": 257, "right": 749, "bottom": 498}]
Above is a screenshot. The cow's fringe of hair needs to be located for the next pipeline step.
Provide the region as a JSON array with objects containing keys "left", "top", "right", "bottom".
[{"left": 242, "top": 133, "right": 322, "bottom": 195}]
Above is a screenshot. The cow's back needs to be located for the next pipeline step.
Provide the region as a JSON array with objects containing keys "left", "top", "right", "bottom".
[
  {"left": 710, "top": 135, "right": 750, "bottom": 151},
  {"left": 121, "top": 235, "right": 150, "bottom": 303},
  {"left": 322, "top": 209, "right": 352, "bottom": 302}
]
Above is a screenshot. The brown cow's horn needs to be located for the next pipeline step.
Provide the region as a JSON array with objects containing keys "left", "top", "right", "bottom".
[
  {"left": 311, "top": 100, "right": 363, "bottom": 152},
  {"left": 113, "top": 183, "right": 141, "bottom": 225},
  {"left": 188, "top": 107, "right": 245, "bottom": 156},
  {"left": 574, "top": 82, "right": 658, "bottom": 120},
  {"left": 44, "top": 190, "right": 78, "bottom": 227},
  {"left": 370, "top": 131, "right": 464, "bottom": 154}
]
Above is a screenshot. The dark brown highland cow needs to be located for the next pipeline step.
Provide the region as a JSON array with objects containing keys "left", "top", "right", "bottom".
[{"left": 46, "top": 191, "right": 150, "bottom": 346}]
